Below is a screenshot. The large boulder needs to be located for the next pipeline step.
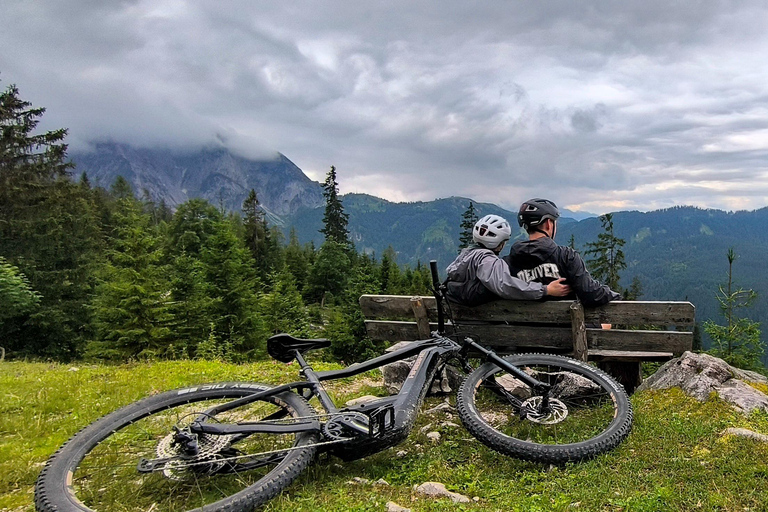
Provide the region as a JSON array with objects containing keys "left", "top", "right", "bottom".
[{"left": 638, "top": 351, "right": 768, "bottom": 414}]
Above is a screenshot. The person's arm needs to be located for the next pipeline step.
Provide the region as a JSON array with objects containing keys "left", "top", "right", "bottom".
[
  {"left": 476, "top": 253, "right": 567, "bottom": 300},
  {"left": 563, "top": 249, "right": 621, "bottom": 306}
]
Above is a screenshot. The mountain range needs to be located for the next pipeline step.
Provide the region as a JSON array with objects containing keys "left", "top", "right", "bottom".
[{"left": 71, "top": 144, "right": 768, "bottom": 361}]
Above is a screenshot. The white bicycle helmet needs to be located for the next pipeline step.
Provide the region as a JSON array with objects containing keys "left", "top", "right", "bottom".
[{"left": 473, "top": 214, "right": 512, "bottom": 249}]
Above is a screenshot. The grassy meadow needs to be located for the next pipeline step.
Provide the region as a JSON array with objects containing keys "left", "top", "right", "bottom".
[{"left": 2, "top": 360, "right": 768, "bottom": 512}]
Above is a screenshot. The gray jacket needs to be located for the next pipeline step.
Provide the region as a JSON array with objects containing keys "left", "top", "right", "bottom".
[{"left": 445, "top": 246, "right": 547, "bottom": 306}]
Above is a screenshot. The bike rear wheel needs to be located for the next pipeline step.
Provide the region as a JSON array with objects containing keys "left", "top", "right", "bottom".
[
  {"left": 35, "top": 383, "right": 318, "bottom": 512},
  {"left": 457, "top": 354, "right": 632, "bottom": 463}
]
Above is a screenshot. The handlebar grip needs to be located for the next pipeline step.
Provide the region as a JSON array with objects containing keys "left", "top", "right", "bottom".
[{"left": 429, "top": 260, "right": 440, "bottom": 289}]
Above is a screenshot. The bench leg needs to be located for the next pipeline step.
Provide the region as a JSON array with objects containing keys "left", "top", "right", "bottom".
[{"left": 598, "top": 361, "right": 642, "bottom": 394}]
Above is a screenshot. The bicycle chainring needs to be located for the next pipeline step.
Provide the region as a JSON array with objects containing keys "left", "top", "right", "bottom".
[{"left": 323, "top": 412, "right": 370, "bottom": 441}]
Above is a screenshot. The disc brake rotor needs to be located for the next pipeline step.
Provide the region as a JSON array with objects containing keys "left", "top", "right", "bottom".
[{"left": 521, "top": 396, "right": 568, "bottom": 424}]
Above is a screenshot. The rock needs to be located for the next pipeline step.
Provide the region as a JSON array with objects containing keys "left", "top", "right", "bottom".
[
  {"left": 717, "top": 380, "right": 768, "bottom": 414},
  {"left": 345, "top": 395, "right": 379, "bottom": 407},
  {"left": 381, "top": 342, "right": 462, "bottom": 394},
  {"left": 386, "top": 502, "right": 411, "bottom": 512},
  {"left": 638, "top": 351, "right": 768, "bottom": 414},
  {"left": 415, "top": 482, "right": 471, "bottom": 503},
  {"left": 424, "top": 401, "right": 456, "bottom": 415},
  {"left": 722, "top": 427, "right": 768, "bottom": 443},
  {"left": 426, "top": 431, "right": 441, "bottom": 443},
  {"left": 347, "top": 477, "right": 370, "bottom": 485},
  {"left": 375, "top": 478, "right": 390, "bottom": 486}
]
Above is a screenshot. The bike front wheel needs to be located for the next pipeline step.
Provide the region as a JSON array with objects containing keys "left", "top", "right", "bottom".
[
  {"left": 35, "top": 382, "right": 319, "bottom": 512},
  {"left": 457, "top": 354, "right": 632, "bottom": 464}
]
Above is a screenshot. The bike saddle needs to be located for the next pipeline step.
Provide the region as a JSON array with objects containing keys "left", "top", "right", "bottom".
[{"left": 267, "top": 334, "right": 332, "bottom": 362}]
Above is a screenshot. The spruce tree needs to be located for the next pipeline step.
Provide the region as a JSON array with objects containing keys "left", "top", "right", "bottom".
[
  {"left": 259, "top": 268, "right": 310, "bottom": 337},
  {"left": 0, "top": 83, "right": 101, "bottom": 358},
  {"left": 242, "top": 189, "right": 271, "bottom": 279},
  {"left": 285, "top": 227, "right": 310, "bottom": 292},
  {"left": 89, "top": 193, "right": 173, "bottom": 359},
  {"left": 458, "top": 201, "right": 478, "bottom": 250},
  {"left": 200, "top": 216, "right": 265, "bottom": 358},
  {"left": 584, "top": 213, "right": 626, "bottom": 291},
  {"left": 305, "top": 240, "right": 351, "bottom": 306},
  {"left": 320, "top": 166, "right": 351, "bottom": 247},
  {"left": 704, "top": 248, "right": 764, "bottom": 370}
]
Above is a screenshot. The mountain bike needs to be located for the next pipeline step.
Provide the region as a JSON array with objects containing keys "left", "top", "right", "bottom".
[{"left": 35, "top": 262, "right": 632, "bottom": 512}]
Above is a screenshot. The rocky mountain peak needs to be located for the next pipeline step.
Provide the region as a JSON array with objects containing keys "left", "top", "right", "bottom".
[{"left": 71, "top": 142, "right": 324, "bottom": 218}]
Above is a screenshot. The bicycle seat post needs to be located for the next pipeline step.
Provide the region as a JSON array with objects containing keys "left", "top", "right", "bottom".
[{"left": 294, "top": 349, "right": 337, "bottom": 414}]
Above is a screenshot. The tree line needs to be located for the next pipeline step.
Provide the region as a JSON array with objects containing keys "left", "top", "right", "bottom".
[{"left": 0, "top": 83, "right": 432, "bottom": 363}]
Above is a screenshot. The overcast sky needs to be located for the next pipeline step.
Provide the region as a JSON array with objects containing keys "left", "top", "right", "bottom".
[{"left": 3, "top": 1, "right": 768, "bottom": 214}]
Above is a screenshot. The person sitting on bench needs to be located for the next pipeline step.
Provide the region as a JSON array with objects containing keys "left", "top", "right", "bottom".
[
  {"left": 504, "top": 198, "right": 620, "bottom": 308},
  {"left": 445, "top": 214, "right": 571, "bottom": 306}
]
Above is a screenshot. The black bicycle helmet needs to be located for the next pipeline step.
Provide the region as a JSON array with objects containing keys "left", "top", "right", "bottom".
[{"left": 518, "top": 198, "right": 560, "bottom": 231}]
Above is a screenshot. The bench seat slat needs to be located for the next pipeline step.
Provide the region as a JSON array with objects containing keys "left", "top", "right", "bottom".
[
  {"left": 588, "top": 350, "right": 675, "bottom": 362},
  {"left": 359, "top": 295, "right": 695, "bottom": 327},
  {"left": 364, "top": 320, "right": 692, "bottom": 356}
]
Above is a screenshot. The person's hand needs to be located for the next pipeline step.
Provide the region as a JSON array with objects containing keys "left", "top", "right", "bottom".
[{"left": 546, "top": 278, "right": 571, "bottom": 297}]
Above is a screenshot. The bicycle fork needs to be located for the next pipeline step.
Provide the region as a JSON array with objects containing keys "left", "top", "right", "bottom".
[{"left": 460, "top": 337, "right": 554, "bottom": 418}]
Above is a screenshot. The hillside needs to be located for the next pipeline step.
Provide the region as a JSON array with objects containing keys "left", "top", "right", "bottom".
[
  {"left": 557, "top": 207, "right": 768, "bottom": 352},
  {"left": 3, "top": 360, "right": 768, "bottom": 511}
]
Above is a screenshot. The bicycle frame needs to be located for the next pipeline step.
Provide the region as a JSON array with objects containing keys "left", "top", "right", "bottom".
[{"left": 191, "top": 260, "right": 552, "bottom": 441}]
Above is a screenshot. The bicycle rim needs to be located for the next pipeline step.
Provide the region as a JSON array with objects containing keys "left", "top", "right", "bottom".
[
  {"left": 35, "top": 383, "right": 318, "bottom": 512},
  {"left": 457, "top": 354, "right": 632, "bottom": 463}
]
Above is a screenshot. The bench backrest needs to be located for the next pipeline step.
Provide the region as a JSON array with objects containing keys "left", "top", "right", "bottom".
[{"left": 359, "top": 295, "right": 695, "bottom": 361}]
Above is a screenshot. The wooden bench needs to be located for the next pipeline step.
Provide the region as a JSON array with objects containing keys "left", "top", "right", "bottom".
[{"left": 359, "top": 295, "right": 695, "bottom": 392}]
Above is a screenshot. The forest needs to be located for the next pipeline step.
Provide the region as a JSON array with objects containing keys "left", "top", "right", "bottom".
[
  {"left": 0, "top": 83, "right": 438, "bottom": 364},
  {"left": 1, "top": 82, "right": 765, "bottom": 372}
]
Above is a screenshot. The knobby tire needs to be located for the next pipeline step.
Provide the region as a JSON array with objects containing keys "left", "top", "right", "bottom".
[
  {"left": 456, "top": 353, "right": 633, "bottom": 463},
  {"left": 35, "top": 382, "right": 318, "bottom": 512}
]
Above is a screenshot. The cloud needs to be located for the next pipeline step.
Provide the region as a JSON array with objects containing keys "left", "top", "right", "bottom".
[{"left": 3, "top": 1, "right": 768, "bottom": 213}]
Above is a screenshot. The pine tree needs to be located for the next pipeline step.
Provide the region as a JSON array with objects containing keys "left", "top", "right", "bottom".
[
  {"left": 285, "top": 227, "right": 310, "bottom": 292},
  {"left": 458, "top": 201, "right": 478, "bottom": 250},
  {"left": 320, "top": 166, "right": 351, "bottom": 247},
  {"left": 305, "top": 240, "right": 351, "bottom": 306},
  {"left": 259, "top": 269, "right": 310, "bottom": 336},
  {"left": 200, "top": 216, "right": 266, "bottom": 357},
  {"left": 379, "top": 246, "right": 402, "bottom": 294},
  {"left": 242, "top": 189, "right": 271, "bottom": 279},
  {"left": 167, "top": 253, "right": 213, "bottom": 356},
  {"left": 704, "top": 248, "right": 764, "bottom": 370},
  {"left": 89, "top": 194, "right": 173, "bottom": 359},
  {"left": 584, "top": 213, "right": 626, "bottom": 290},
  {"left": 0, "top": 83, "right": 101, "bottom": 358}
]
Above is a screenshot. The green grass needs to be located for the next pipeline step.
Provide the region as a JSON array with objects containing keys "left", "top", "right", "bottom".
[{"left": 2, "top": 360, "right": 768, "bottom": 511}]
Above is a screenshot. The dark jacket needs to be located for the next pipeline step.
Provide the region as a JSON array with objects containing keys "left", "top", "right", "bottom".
[
  {"left": 445, "top": 246, "right": 546, "bottom": 306},
  {"left": 503, "top": 237, "right": 621, "bottom": 307}
]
